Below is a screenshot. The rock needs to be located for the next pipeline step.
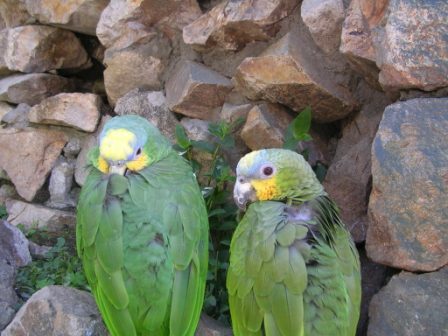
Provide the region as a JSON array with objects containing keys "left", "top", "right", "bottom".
[
  {"left": 0, "top": 185, "right": 18, "bottom": 206},
  {"left": 25, "top": 0, "right": 109, "bottom": 35},
  {"left": 63, "top": 137, "right": 83, "bottom": 160},
  {"left": 28, "top": 241, "right": 52, "bottom": 260},
  {"left": 115, "top": 89, "right": 179, "bottom": 142},
  {"left": 240, "top": 103, "right": 293, "bottom": 150},
  {"left": 233, "top": 31, "right": 357, "bottom": 123},
  {"left": 374, "top": 0, "right": 448, "bottom": 92},
  {"left": 220, "top": 102, "right": 253, "bottom": 124},
  {"left": 166, "top": 60, "right": 233, "bottom": 119},
  {"left": 0, "top": 219, "right": 32, "bottom": 267},
  {"left": 46, "top": 157, "right": 76, "bottom": 209},
  {"left": 0, "top": 30, "right": 13, "bottom": 77},
  {"left": 2, "top": 286, "right": 107, "bottom": 336},
  {"left": 1, "top": 103, "right": 31, "bottom": 128},
  {"left": 367, "top": 267, "right": 448, "bottom": 336},
  {"left": 103, "top": 34, "right": 172, "bottom": 106},
  {"left": 301, "top": 0, "right": 345, "bottom": 54},
  {"left": 0, "top": 73, "right": 74, "bottom": 106},
  {"left": 324, "top": 87, "right": 390, "bottom": 242},
  {"left": 28, "top": 93, "right": 102, "bottom": 132},
  {"left": 0, "top": 128, "right": 67, "bottom": 201},
  {"left": 367, "top": 98, "right": 448, "bottom": 271},
  {"left": 4, "top": 25, "right": 91, "bottom": 73},
  {"left": 0, "top": 101, "right": 13, "bottom": 121},
  {"left": 5, "top": 199, "right": 76, "bottom": 232},
  {"left": 0, "top": 258, "right": 18, "bottom": 330},
  {"left": 97, "top": 0, "right": 201, "bottom": 49},
  {"left": 195, "top": 313, "right": 233, "bottom": 336},
  {"left": 74, "top": 116, "right": 110, "bottom": 186},
  {"left": 0, "top": 0, "right": 35, "bottom": 28},
  {"left": 183, "top": 0, "right": 299, "bottom": 51},
  {"left": 340, "top": 0, "right": 386, "bottom": 88}
]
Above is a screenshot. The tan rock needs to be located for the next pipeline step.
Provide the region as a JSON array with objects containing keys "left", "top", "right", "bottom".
[
  {"left": 115, "top": 89, "right": 179, "bottom": 142},
  {"left": 0, "top": 128, "right": 67, "bottom": 201},
  {"left": 29, "top": 93, "right": 101, "bottom": 132},
  {"left": 4, "top": 25, "right": 91, "bottom": 73},
  {"left": 183, "top": 0, "right": 299, "bottom": 51},
  {"left": 0, "top": 73, "right": 74, "bottom": 106},
  {"left": 25, "top": 0, "right": 109, "bottom": 35},
  {"left": 103, "top": 34, "right": 171, "bottom": 106},
  {"left": 240, "top": 103, "right": 293, "bottom": 150},
  {"left": 374, "top": 0, "right": 448, "bottom": 91},
  {"left": 233, "top": 31, "right": 357, "bottom": 123},
  {"left": 0, "top": 0, "right": 35, "bottom": 28},
  {"left": 367, "top": 98, "right": 448, "bottom": 271},
  {"left": 340, "top": 0, "right": 386, "bottom": 88},
  {"left": 2, "top": 286, "right": 107, "bottom": 336},
  {"left": 6, "top": 200, "right": 76, "bottom": 232},
  {"left": 220, "top": 102, "right": 253, "bottom": 124},
  {"left": 166, "top": 60, "right": 233, "bottom": 120},
  {"left": 301, "top": 0, "right": 345, "bottom": 54},
  {"left": 97, "top": 0, "right": 201, "bottom": 49}
]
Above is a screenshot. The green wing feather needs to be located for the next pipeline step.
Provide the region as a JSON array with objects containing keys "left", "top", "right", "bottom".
[
  {"left": 77, "top": 152, "right": 208, "bottom": 336},
  {"left": 227, "top": 197, "right": 361, "bottom": 336}
]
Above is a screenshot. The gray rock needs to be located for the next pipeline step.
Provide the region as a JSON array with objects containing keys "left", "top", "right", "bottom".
[
  {"left": 166, "top": 60, "right": 233, "bottom": 120},
  {"left": 0, "top": 219, "right": 31, "bottom": 267},
  {"left": 0, "top": 73, "right": 74, "bottom": 106},
  {"left": 63, "top": 137, "right": 83, "bottom": 160},
  {"left": 115, "top": 89, "right": 179, "bottom": 143},
  {"left": 1, "top": 103, "right": 30, "bottom": 129},
  {"left": 0, "top": 101, "right": 13, "bottom": 121},
  {"left": 368, "top": 267, "right": 448, "bottom": 336},
  {"left": 367, "top": 98, "right": 448, "bottom": 271},
  {"left": 195, "top": 313, "right": 233, "bottom": 336},
  {"left": 28, "top": 241, "right": 52, "bottom": 260},
  {"left": 301, "top": 0, "right": 345, "bottom": 54},
  {"left": 46, "top": 157, "right": 76, "bottom": 209},
  {"left": 6, "top": 199, "right": 76, "bottom": 233},
  {"left": 0, "top": 258, "right": 19, "bottom": 331},
  {"left": 2, "top": 286, "right": 108, "bottom": 336}
]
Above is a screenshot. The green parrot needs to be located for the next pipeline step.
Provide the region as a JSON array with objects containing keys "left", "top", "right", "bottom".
[
  {"left": 227, "top": 149, "right": 361, "bottom": 336},
  {"left": 76, "top": 115, "right": 208, "bottom": 336}
]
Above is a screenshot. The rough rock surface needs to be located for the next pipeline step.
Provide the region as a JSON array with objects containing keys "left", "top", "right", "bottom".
[
  {"left": 46, "top": 157, "right": 76, "bottom": 209},
  {"left": 0, "top": 73, "right": 74, "bottom": 106},
  {"left": 0, "top": 30, "right": 13, "bottom": 76},
  {"left": 240, "top": 103, "right": 293, "bottom": 150},
  {"left": 0, "top": 219, "right": 31, "bottom": 267},
  {"left": 183, "top": 0, "right": 299, "bottom": 51},
  {"left": 0, "top": 258, "right": 18, "bottom": 330},
  {"left": 2, "top": 286, "right": 108, "bottom": 336},
  {"left": 0, "top": 101, "right": 13, "bottom": 121},
  {"left": 6, "top": 199, "right": 76, "bottom": 232},
  {"left": 195, "top": 313, "right": 233, "bottom": 336},
  {"left": 368, "top": 267, "right": 448, "bottom": 336},
  {"left": 3, "top": 25, "right": 90, "bottom": 73},
  {"left": 324, "top": 86, "right": 390, "bottom": 242},
  {"left": 1, "top": 103, "right": 30, "bottom": 129},
  {"left": 233, "top": 31, "right": 357, "bottom": 123},
  {"left": 340, "top": 0, "right": 386, "bottom": 88},
  {"left": 0, "top": 0, "right": 35, "bottom": 28},
  {"left": 97, "top": 0, "right": 201, "bottom": 49},
  {"left": 29, "top": 93, "right": 101, "bottom": 132},
  {"left": 25, "top": 0, "right": 109, "bottom": 35},
  {"left": 166, "top": 60, "right": 233, "bottom": 119},
  {"left": 367, "top": 98, "right": 448, "bottom": 271},
  {"left": 115, "top": 89, "right": 179, "bottom": 142},
  {"left": 301, "top": 0, "right": 345, "bottom": 54},
  {"left": 374, "top": 0, "right": 448, "bottom": 92},
  {"left": 0, "top": 128, "right": 67, "bottom": 201},
  {"left": 103, "top": 34, "right": 172, "bottom": 106}
]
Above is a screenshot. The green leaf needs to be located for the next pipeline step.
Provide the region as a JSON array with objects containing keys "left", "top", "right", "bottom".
[
  {"left": 191, "top": 140, "right": 216, "bottom": 154},
  {"left": 291, "top": 106, "right": 312, "bottom": 140},
  {"left": 175, "top": 124, "right": 191, "bottom": 149},
  {"left": 208, "top": 208, "right": 227, "bottom": 218},
  {"left": 313, "top": 162, "right": 328, "bottom": 182}
]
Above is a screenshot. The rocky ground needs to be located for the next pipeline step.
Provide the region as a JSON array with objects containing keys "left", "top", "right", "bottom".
[{"left": 0, "top": 0, "right": 447, "bottom": 335}]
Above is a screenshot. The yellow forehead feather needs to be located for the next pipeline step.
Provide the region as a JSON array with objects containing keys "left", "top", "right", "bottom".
[{"left": 100, "top": 129, "right": 136, "bottom": 161}]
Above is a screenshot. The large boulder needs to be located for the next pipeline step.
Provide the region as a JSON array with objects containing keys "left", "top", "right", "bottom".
[
  {"left": 0, "top": 220, "right": 31, "bottom": 268},
  {"left": 3, "top": 25, "right": 90, "bottom": 73},
  {"left": 0, "top": 258, "right": 18, "bottom": 330},
  {"left": 2, "top": 286, "right": 107, "bottom": 336},
  {"left": 233, "top": 30, "right": 357, "bottom": 123},
  {"left": 367, "top": 267, "right": 448, "bottom": 336},
  {"left": 0, "top": 128, "right": 67, "bottom": 201},
  {"left": 29, "top": 93, "right": 102, "bottom": 132},
  {"left": 367, "top": 98, "right": 448, "bottom": 271},
  {"left": 0, "top": 73, "right": 74, "bottom": 106},
  {"left": 0, "top": 0, "right": 35, "bottom": 28},
  {"left": 24, "top": 0, "right": 109, "bottom": 35},
  {"left": 183, "top": 0, "right": 299, "bottom": 51}
]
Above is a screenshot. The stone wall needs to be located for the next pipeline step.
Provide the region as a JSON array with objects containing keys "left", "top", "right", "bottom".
[{"left": 0, "top": 0, "right": 447, "bottom": 335}]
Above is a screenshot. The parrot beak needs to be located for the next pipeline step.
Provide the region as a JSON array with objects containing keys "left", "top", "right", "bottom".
[
  {"left": 233, "top": 177, "right": 257, "bottom": 210},
  {"left": 108, "top": 162, "right": 127, "bottom": 175}
]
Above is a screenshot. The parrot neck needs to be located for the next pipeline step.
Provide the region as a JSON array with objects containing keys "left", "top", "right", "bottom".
[{"left": 288, "top": 179, "right": 326, "bottom": 204}]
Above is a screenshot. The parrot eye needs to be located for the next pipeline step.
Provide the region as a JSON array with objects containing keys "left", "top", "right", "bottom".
[
  {"left": 261, "top": 165, "right": 274, "bottom": 177},
  {"left": 136, "top": 148, "right": 142, "bottom": 156}
]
